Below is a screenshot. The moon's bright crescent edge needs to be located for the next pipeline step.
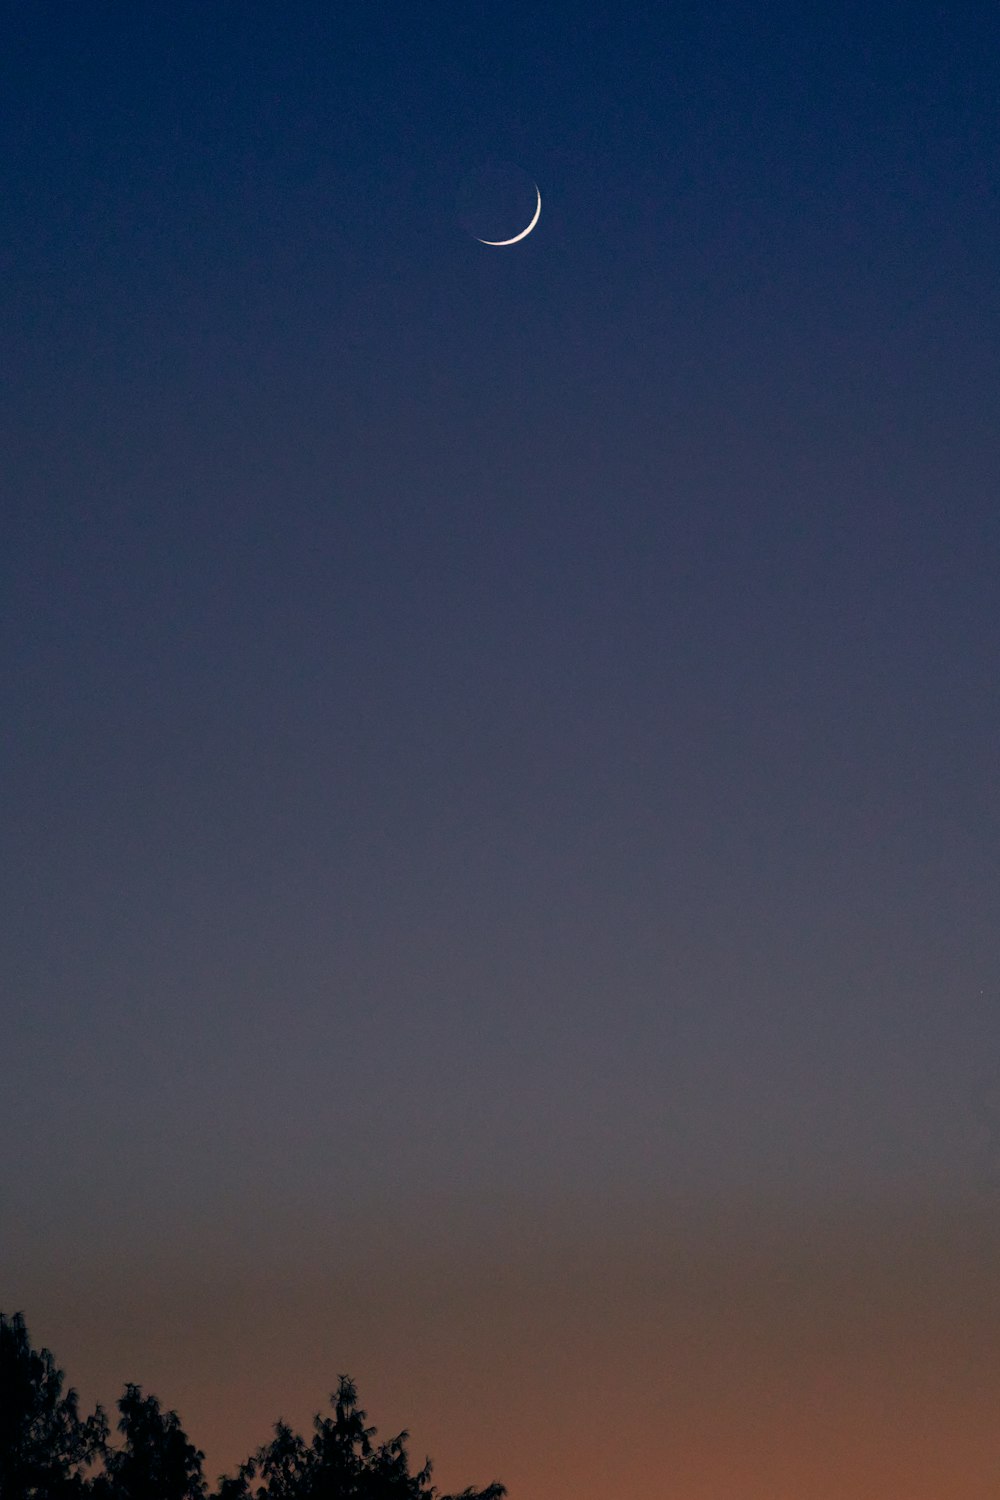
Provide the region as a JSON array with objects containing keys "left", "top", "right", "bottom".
[{"left": 476, "top": 184, "right": 541, "bottom": 246}]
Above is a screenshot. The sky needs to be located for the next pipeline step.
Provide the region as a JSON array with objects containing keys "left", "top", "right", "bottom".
[{"left": 2, "top": 2, "right": 999, "bottom": 1495}]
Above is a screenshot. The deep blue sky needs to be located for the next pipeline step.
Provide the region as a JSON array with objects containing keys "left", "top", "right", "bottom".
[{"left": 2, "top": 3, "right": 999, "bottom": 1492}]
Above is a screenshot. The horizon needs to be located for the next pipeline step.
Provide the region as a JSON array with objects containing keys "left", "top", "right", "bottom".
[{"left": 3, "top": 2, "right": 998, "bottom": 1494}]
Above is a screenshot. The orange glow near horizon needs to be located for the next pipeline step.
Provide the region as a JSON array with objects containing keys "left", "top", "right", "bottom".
[{"left": 19, "top": 1199, "right": 1000, "bottom": 1499}]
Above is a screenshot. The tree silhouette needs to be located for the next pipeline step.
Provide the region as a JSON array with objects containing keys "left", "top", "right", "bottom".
[
  {"left": 218, "top": 1376, "right": 505, "bottom": 1500},
  {"left": 0, "top": 1311, "right": 107, "bottom": 1500},
  {"left": 98, "top": 1385, "right": 206, "bottom": 1500},
  {"left": 0, "top": 1315, "right": 504, "bottom": 1500}
]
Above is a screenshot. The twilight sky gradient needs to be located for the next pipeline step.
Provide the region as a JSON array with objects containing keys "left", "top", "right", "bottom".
[{"left": 2, "top": 3, "right": 999, "bottom": 1495}]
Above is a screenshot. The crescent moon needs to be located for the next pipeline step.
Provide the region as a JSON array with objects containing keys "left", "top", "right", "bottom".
[{"left": 477, "top": 184, "right": 541, "bottom": 246}]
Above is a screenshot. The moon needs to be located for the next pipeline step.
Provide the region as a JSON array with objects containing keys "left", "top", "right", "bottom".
[{"left": 476, "top": 184, "right": 541, "bottom": 246}]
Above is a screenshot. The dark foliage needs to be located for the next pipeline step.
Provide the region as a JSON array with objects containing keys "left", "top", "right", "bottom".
[
  {"left": 0, "top": 1316, "right": 504, "bottom": 1500},
  {"left": 0, "top": 1312, "right": 107, "bottom": 1500},
  {"left": 216, "top": 1376, "right": 505, "bottom": 1500},
  {"left": 95, "top": 1386, "right": 206, "bottom": 1500}
]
